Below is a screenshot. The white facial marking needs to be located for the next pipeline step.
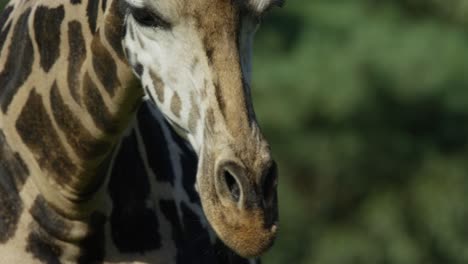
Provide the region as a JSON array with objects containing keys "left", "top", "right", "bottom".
[
  {"left": 122, "top": 0, "right": 260, "bottom": 155},
  {"left": 123, "top": 12, "right": 208, "bottom": 153}
]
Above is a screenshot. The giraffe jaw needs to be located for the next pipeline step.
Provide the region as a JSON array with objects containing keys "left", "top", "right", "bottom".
[{"left": 200, "top": 188, "right": 279, "bottom": 257}]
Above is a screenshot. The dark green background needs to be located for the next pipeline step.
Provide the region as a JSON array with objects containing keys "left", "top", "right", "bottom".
[{"left": 2, "top": 1, "right": 468, "bottom": 263}]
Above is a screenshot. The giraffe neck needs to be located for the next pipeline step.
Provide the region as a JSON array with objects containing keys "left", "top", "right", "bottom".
[{"left": 0, "top": 0, "right": 140, "bottom": 217}]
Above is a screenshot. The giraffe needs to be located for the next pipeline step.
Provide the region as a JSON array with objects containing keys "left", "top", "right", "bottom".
[{"left": 0, "top": 0, "right": 280, "bottom": 262}]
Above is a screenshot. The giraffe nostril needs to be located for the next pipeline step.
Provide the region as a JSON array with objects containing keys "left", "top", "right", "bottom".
[{"left": 224, "top": 170, "right": 241, "bottom": 203}]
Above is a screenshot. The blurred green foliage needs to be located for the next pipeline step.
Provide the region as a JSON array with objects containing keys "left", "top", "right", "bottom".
[
  {"left": 2, "top": 0, "right": 468, "bottom": 263},
  {"left": 254, "top": 0, "right": 468, "bottom": 263}
]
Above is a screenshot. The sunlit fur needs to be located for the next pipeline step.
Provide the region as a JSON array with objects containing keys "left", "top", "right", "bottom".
[{"left": 123, "top": 0, "right": 279, "bottom": 257}]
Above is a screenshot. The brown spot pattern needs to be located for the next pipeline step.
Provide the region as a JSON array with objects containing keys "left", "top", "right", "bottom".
[
  {"left": 67, "top": 21, "right": 86, "bottom": 104},
  {"left": 0, "top": 6, "right": 13, "bottom": 29},
  {"left": 188, "top": 92, "right": 201, "bottom": 132},
  {"left": 33, "top": 5, "right": 65, "bottom": 73},
  {"left": 28, "top": 196, "right": 73, "bottom": 243},
  {"left": 26, "top": 225, "right": 63, "bottom": 264},
  {"left": 0, "top": 6, "right": 13, "bottom": 55},
  {"left": 50, "top": 82, "right": 111, "bottom": 160},
  {"left": 149, "top": 69, "right": 165, "bottom": 103},
  {"left": 0, "top": 22, "right": 11, "bottom": 56},
  {"left": 0, "top": 181, "right": 22, "bottom": 244},
  {"left": 91, "top": 34, "right": 120, "bottom": 97},
  {"left": 0, "top": 8, "right": 34, "bottom": 113},
  {"left": 104, "top": 1, "right": 126, "bottom": 61},
  {"left": 86, "top": 0, "right": 100, "bottom": 33},
  {"left": 170, "top": 92, "right": 182, "bottom": 118},
  {"left": 0, "top": 130, "right": 29, "bottom": 190},
  {"left": 0, "top": 130, "right": 26, "bottom": 243},
  {"left": 15, "top": 89, "right": 77, "bottom": 187},
  {"left": 83, "top": 72, "right": 119, "bottom": 134}
]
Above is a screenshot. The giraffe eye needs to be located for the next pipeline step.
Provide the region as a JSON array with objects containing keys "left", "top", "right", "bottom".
[{"left": 131, "top": 7, "right": 170, "bottom": 29}]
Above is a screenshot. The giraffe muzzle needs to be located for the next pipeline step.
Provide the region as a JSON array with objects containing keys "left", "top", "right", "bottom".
[{"left": 202, "top": 156, "right": 279, "bottom": 257}]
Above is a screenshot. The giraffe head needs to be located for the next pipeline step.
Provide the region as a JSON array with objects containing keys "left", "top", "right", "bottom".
[{"left": 121, "top": 0, "right": 281, "bottom": 257}]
